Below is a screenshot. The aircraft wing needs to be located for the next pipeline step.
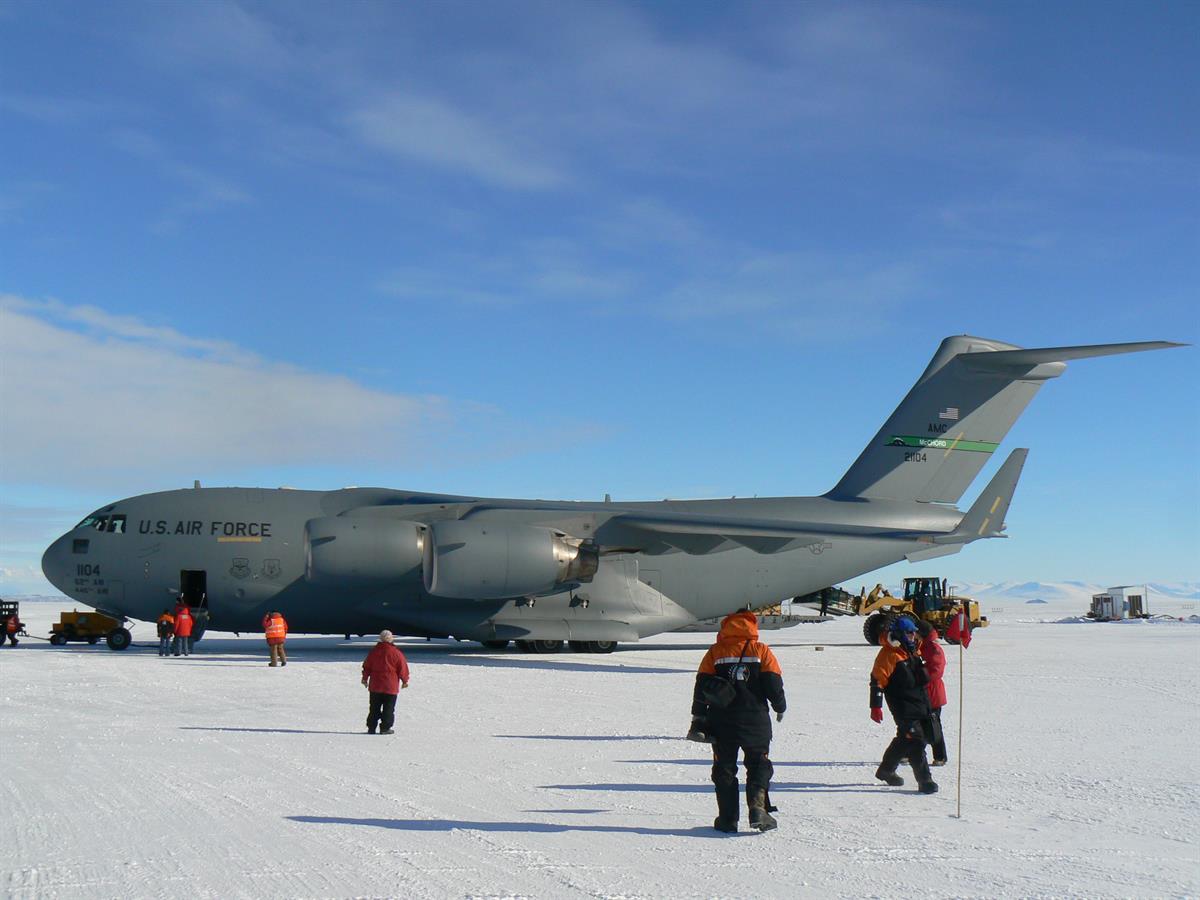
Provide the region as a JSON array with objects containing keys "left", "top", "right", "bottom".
[{"left": 595, "top": 511, "right": 920, "bottom": 556}]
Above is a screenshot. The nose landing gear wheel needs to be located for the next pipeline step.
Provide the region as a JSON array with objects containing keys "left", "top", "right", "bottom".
[{"left": 106, "top": 628, "right": 132, "bottom": 651}]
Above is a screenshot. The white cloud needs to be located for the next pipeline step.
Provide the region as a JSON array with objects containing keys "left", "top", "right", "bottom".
[
  {"left": 0, "top": 295, "right": 462, "bottom": 489},
  {"left": 0, "top": 91, "right": 135, "bottom": 126},
  {"left": 106, "top": 128, "right": 253, "bottom": 231},
  {"left": 137, "top": 1, "right": 296, "bottom": 76},
  {"left": 345, "top": 94, "right": 567, "bottom": 191},
  {"left": 374, "top": 233, "right": 919, "bottom": 340}
]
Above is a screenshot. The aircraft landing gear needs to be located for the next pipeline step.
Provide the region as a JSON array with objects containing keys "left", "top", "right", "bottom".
[
  {"left": 515, "top": 639, "right": 563, "bottom": 653},
  {"left": 568, "top": 640, "right": 617, "bottom": 654},
  {"left": 106, "top": 628, "right": 132, "bottom": 651}
]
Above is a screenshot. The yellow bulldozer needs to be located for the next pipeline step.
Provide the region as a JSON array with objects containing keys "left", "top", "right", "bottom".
[{"left": 858, "top": 577, "right": 988, "bottom": 645}]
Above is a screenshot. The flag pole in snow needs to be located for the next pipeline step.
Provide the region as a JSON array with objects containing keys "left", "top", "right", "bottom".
[{"left": 956, "top": 608, "right": 965, "bottom": 819}]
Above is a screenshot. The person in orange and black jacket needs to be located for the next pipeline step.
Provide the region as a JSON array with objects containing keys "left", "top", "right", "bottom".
[
  {"left": 869, "top": 617, "right": 937, "bottom": 794},
  {"left": 4, "top": 612, "right": 25, "bottom": 646},
  {"left": 916, "top": 619, "right": 948, "bottom": 766},
  {"left": 690, "top": 610, "right": 787, "bottom": 833},
  {"left": 156, "top": 609, "right": 175, "bottom": 657},
  {"left": 5, "top": 612, "right": 25, "bottom": 646}
]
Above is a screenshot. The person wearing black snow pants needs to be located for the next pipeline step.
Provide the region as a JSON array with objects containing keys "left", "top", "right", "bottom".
[
  {"left": 869, "top": 617, "right": 938, "bottom": 794},
  {"left": 361, "top": 630, "right": 410, "bottom": 735},
  {"left": 690, "top": 610, "right": 787, "bottom": 833}
]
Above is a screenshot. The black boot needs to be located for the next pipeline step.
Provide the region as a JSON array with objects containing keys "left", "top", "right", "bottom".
[
  {"left": 747, "top": 787, "right": 777, "bottom": 832},
  {"left": 875, "top": 766, "right": 904, "bottom": 786},
  {"left": 909, "top": 748, "right": 936, "bottom": 794},
  {"left": 713, "top": 781, "right": 739, "bottom": 833}
]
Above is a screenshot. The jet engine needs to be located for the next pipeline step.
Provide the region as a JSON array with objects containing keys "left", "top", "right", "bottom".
[
  {"left": 423, "top": 520, "right": 599, "bottom": 600},
  {"left": 304, "top": 517, "right": 424, "bottom": 583}
]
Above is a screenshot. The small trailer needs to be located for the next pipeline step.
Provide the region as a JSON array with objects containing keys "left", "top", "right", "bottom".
[
  {"left": 50, "top": 610, "right": 133, "bottom": 650},
  {"left": 1088, "top": 586, "right": 1150, "bottom": 621}
]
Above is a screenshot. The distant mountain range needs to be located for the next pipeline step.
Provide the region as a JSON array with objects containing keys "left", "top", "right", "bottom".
[{"left": 928, "top": 581, "right": 1200, "bottom": 604}]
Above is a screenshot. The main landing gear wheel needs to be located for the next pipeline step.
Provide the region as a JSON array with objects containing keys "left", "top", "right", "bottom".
[
  {"left": 516, "top": 639, "right": 563, "bottom": 653},
  {"left": 480, "top": 640, "right": 510, "bottom": 650},
  {"left": 106, "top": 628, "right": 132, "bottom": 651},
  {"left": 569, "top": 640, "right": 617, "bottom": 653}
]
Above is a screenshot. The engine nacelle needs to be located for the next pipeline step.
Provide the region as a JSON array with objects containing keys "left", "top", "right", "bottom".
[
  {"left": 423, "top": 520, "right": 599, "bottom": 600},
  {"left": 304, "top": 517, "right": 424, "bottom": 584}
]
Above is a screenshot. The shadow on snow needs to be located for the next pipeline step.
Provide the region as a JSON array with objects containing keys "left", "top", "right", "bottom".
[
  {"left": 537, "top": 781, "right": 879, "bottom": 794},
  {"left": 288, "top": 815, "right": 733, "bottom": 838}
]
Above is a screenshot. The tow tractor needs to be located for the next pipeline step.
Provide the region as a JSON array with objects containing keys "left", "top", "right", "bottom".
[{"left": 50, "top": 609, "right": 133, "bottom": 651}]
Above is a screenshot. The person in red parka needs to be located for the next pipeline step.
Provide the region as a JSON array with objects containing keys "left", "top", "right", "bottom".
[
  {"left": 361, "top": 630, "right": 410, "bottom": 735},
  {"left": 917, "top": 620, "right": 948, "bottom": 765},
  {"left": 173, "top": 606, "right": 193, "bottom": 656},
  {"left": 264, "top": 611, "right": 288, "bottom": 667}
]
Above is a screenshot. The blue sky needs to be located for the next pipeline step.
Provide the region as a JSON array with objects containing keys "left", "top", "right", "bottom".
[{"left": 1, "top": 0, "right": 1197, "bottom": 594}]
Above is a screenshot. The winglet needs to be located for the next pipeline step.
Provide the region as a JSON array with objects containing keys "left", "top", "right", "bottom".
[{"left": 936, "top": 448, "right": 1029, "bottom": 543}]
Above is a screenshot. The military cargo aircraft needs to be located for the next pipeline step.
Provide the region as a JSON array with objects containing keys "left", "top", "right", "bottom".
[{"left": 41, "top": 335, "right": 1181, "bottom": 652}]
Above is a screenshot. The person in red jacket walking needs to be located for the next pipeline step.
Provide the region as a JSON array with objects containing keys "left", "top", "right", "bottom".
[
  {"left": 917, "top": 620, "right": 948, "bottom": 765},
  {"left": 264, "top": 611, "right": 288, "bottom": 667},
  {"left": 361, "top": 630, "right": 410, "bottom": 735}
]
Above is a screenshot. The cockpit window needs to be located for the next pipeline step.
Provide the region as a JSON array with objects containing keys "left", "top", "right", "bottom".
[{"left": 75, "top": 514, "right": 124, "bottom": 533}]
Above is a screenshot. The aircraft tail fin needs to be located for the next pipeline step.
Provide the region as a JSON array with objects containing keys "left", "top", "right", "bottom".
[{"left": 828, "top": 336, "right": 1183, "bottom": 504}]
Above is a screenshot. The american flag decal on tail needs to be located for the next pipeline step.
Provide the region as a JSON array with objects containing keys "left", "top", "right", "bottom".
[{"left": 939, "top": 407, "right": 960, "bottom": 421}]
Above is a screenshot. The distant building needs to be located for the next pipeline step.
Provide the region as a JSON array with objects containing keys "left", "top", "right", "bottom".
[{"left": 1089, "top": 585, "right": 1149, "bottom": 621}]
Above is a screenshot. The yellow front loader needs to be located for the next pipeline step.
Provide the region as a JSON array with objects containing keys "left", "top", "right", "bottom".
[{"left": 858, "top": 577, "right": 988, "bottom": 645}]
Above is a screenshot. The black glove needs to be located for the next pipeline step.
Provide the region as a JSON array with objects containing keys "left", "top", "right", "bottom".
[
  {"left": 686, "top": 715, "right": 713, "bottom": 744},
  {"left": 775, "top": 711, "right": 784, "bottom": 723}
]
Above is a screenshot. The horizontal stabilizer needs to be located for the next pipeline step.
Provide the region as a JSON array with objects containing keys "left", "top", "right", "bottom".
[
  {"left": 959, "top": 341, "right": 1185, "bottom": 370},
  {"left": 938, "top": 448, "right": 1029, "bottom": 543}
]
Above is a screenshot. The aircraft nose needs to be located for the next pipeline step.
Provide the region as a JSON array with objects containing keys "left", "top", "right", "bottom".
[{"left": 41, "top": 533, "right": 75, "bottom": 595}]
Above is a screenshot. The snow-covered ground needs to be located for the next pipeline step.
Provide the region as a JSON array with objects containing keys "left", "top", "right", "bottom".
[{"left": 2, "top": 598, "right": 1198, "bottom": 900}]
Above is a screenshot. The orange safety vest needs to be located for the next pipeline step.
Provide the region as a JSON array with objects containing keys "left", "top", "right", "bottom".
[{"left": 265, "top": 616, "right": 287, "bottom": 643}]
